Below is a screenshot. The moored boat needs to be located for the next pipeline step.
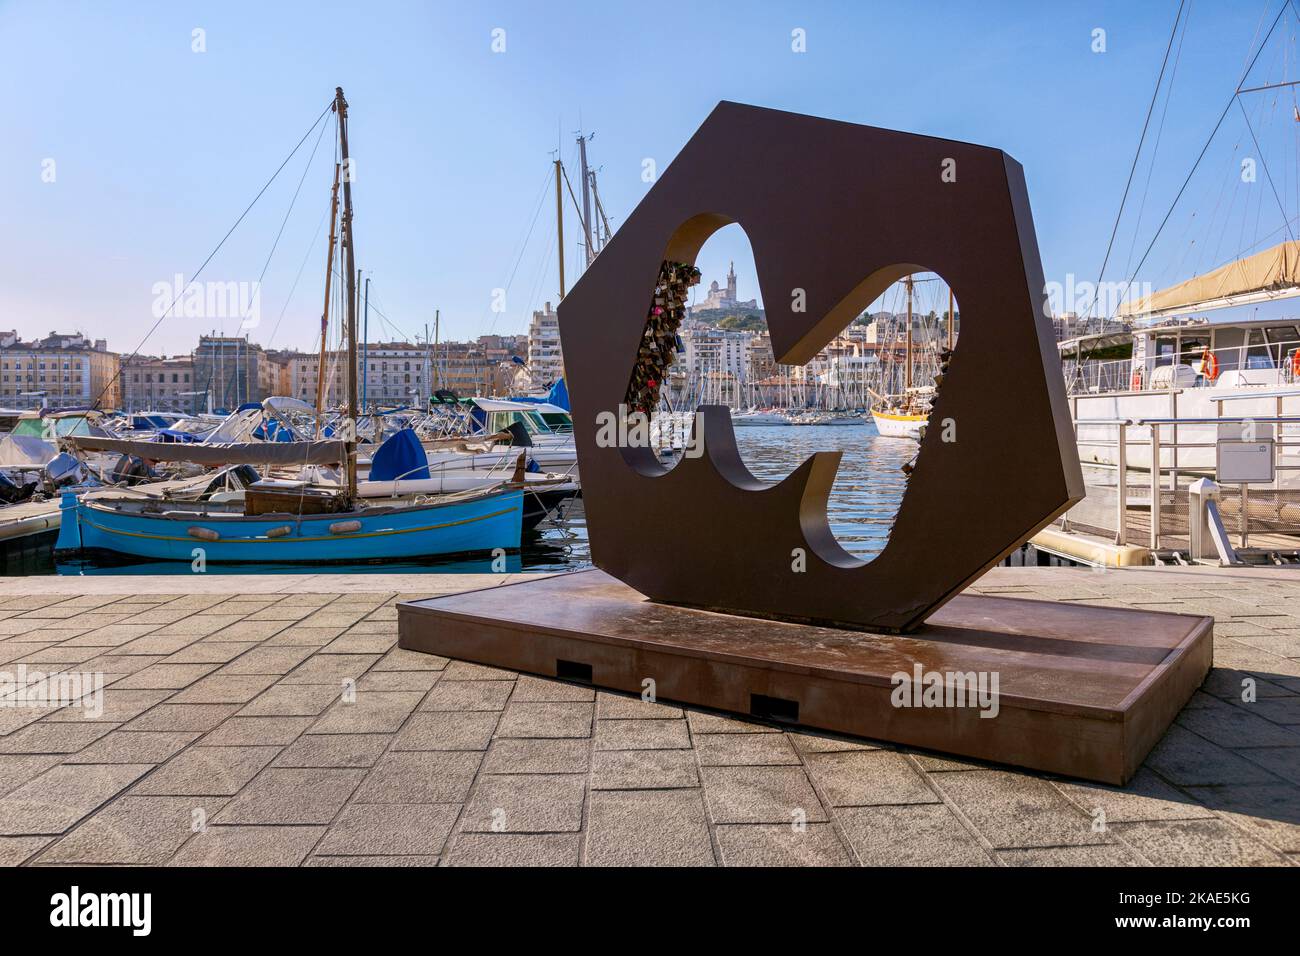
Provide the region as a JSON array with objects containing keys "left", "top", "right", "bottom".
[
  {"left": 55, "top": 484, "right": 523, "bottom": 564},
  {"left": 870, "top": 405, "right": 929, "bottom": 439}
]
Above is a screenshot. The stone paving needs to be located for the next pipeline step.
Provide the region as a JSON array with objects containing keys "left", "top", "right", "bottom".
[{"left": 0, "top": 566, "right": 1296, "bottom": 866}]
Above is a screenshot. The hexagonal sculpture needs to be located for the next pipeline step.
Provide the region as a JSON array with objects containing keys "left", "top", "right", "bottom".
[{"left": 558, "top": 101, "right": 1084, "bottom": 633}]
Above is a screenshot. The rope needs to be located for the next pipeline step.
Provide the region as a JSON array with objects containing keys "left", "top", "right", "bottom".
[
  {"left": 1077, "top": 0, "right": 1187, "bottom": 328},
  {"left": 91, "top": 99, "right": 336, "bottom": 411},
  {"left": 1110, "top": 3, "right": 1291, "bottom": 316}
]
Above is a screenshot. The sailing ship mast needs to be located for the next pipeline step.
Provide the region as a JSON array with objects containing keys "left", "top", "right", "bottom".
[
  {"left": 336, "top": 86, "right": 359, "bottom": 501},
  {"left": 316, "top": 160, "right": 342, "bottom": 432},
  {"left": 577, "top": 134, "right": 595, "bottom": 267},
  {"left": 554, "top": 158, "right": 566, "bottom": 299},
  {"left": 904, "top": 273, "right": 914, "bottom": 391},
  {"left": 947, "top": 287, "right": 954, "bottom": 351}
]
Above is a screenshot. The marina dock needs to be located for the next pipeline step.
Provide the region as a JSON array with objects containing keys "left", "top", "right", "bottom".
[{"left": 0, "top": 566, "right": 1295, "bottom": 867}]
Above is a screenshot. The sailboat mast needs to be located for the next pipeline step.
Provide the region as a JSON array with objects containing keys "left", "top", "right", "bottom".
[
  {"left": 578, "top": 134, "right": 594, "bottom": 267},
  {"left": 316, "top": 160, "right": 342, "bottom": 432},
  {"left": 947, "top": 286, "right": 954, "bottom": 351},
  {"left": 554, "top": 159, "right": 566, "bottom": 298},
  {"left": 336, "top": 86, "right": 359, "bottom": 501},
  {"left": 362, "top": 275, "right": 369, "bottom": 412},
  {"left": 904, "top": 274, "right": 914, "bottom": 391}
]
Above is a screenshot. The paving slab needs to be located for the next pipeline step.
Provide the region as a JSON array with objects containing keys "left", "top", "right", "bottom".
[
  {"left": 168, "top": 825, "right": 325, "bottom": 866},
  {"left": 715, "top": 823, "right": 852, "bottom": 866},
  {"left": 445, "top": 832, "right": 580, "bottom": 867},
  {"left": 590, "top": 749, "right": 700, "bottom": 790},
  {"left": 700, "top": 766, "right": 828, "bottom": 825},
  {"left": 836, "top": 804, "right": 994, "bottom": 866},
  {"left": 930, "top": 770, "right": 1105, "bottom": 849},
  {"left": 460, "top": 774, "right": 586, "bottom": 833},
  {"left": 131, "top": 746, "right": 280, "bottom": 796},
  {"left": 213, "top": 768, "right": 366, "bottom": 825},
  {"left": 586, "top": 789, "right": 715, "bottom": 866},
  {"left": 35, "top": 796, "right": 227, "bottom": 864},
  {"left": 0, "top": 763, "right": 152, "bottom": 835},
  {"left": 353, "top": 751, "right": 481, "bottom": 804},
  {"left": 314, "top": 803, "right": 459, "bottom": 857},
  {"left": 420, "top": 680, "right": 513, "bottom": 712}
]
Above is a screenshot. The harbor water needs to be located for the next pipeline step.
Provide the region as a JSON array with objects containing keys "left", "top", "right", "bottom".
[{"left": 15, "top": 421, "right": 914, "bottom": 577}]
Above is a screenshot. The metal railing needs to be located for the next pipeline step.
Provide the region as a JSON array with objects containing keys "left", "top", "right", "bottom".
[
  {"left": 1063, "top": 358, "right": 1132, "bottom": 394},
  {"left": 1064, "top": 415, "right": 1300, "bottom": 554},
  {"left": 1063, "top": 334, "right": 1300, "bottom": 396}
]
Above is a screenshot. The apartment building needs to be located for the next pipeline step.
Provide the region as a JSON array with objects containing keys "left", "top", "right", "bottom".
[
  {"left": 122, "top": 355, "right": 196, "bottom": 413},
  {"left": 527, "top": 303, "right": 564, "bottom": 388},
  {"left": 289, "top": 343, "right": 432, "bottom": 410},
  {"left": 0, "top": 330, "right": 121, "bottom": 410},
  {"left": 193, "top": 335, "right": 271, "bottom": 411}
]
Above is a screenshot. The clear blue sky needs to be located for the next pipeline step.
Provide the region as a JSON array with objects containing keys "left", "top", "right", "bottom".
[{"left": 2, "top": 0, "right": 1296, "bottom": 356}]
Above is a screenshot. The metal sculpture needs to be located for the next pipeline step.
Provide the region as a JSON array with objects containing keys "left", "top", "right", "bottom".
[{"left": 558, "top": 101, "right": 1084, "bottom": 632}]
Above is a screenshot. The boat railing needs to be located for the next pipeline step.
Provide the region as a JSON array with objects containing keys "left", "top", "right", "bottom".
[
  {"left": 1062, "top": 414, "right": 1300, "bottom": 555},
  {"left": 1065, "top": 336, "right": 1300, "bottom": 396},
  {"left": 1063, "top": 357, "right": 1132, "bottom": 394}
]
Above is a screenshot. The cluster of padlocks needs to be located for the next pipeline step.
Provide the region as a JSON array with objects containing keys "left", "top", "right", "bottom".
[
  {"left": 904, "top": 346, "right": 954, "bottom": 474},
  {"left": 624, "top": 260, "right": 700, "bottom": 415}
]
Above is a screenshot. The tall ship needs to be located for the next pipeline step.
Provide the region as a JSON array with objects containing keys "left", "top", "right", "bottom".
[{"left": 870, "top": 274, "right": 955, "bottom": 439}]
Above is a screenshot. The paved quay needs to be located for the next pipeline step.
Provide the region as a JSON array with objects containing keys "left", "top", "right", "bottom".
[{"left": 0, "top": 565, "right": 1296, "bottom": 867}]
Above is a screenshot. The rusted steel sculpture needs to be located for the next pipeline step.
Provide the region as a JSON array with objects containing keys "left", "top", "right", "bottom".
[{"left": 558, "top": 102, "right": 1084, "bottom": 632}]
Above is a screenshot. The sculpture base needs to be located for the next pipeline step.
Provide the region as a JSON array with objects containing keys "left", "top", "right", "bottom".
[{"left": 397, "top": 570, "right": 1211, "bottom": 784}]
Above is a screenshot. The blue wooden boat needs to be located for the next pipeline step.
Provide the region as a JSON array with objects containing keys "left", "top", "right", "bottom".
[{"left": 54, "top": 485, "right": 523, "bottom": 564}]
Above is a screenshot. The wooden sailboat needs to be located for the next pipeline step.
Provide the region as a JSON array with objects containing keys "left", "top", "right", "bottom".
[{"left": 55, "top": 88, "right": 524, "bottom": 565}]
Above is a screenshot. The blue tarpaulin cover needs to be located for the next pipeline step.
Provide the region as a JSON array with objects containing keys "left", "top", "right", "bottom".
[
  {"left": 546, "top": 378, "right": 569, "bottom": 410},
  {"left": 368, "top": 427, "right": 429, "bottom": 481},
  {"left": 252, "top": 420, "right": 294, "bottom": 442}
]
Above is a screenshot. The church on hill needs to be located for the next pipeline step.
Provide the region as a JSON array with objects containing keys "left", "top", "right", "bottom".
[{"left": 696, "top": 261, "right": 758, "bottom": 312}]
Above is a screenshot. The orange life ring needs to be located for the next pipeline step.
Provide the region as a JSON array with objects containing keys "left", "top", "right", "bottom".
[
  {"left": 1201, "top": 349, "right": 1219, "bottom": 382},
  {"left": 1130, "top": 369, "right": 1143, "bottom": 390},
  {"left": 1291, "top": 350, "right": 1300, "bottom": 379}
]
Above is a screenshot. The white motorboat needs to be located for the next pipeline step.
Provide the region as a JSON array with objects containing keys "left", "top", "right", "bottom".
[{"left": 730, "top": 408, "right": 790, "bottom": 426}]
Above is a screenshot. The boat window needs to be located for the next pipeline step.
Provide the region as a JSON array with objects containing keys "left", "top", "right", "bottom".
[
  {"left": 1246, "top": 329, "right": 1275, "bottom": 369},
  {"left": 524, "top": 411, "right": 553, "bottom": 434},
  {"left": 1154, "top": 335, "right": 1178, "bottom": 367},
  {"left": 487, "top": 411, "right": 543, "bottom": 435},
  {"left": 1265, "top": 325, "right": 1300, "bottom": 359},
  {"left": 1179, "top": 335, "right": 1210, "bottom": 367},
  {"left": 1211, "top": 327, "right": 1245, "bottom": 371}
]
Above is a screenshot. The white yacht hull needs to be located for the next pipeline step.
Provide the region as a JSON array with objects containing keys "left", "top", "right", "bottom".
[
  {"left": 1072, "top": 385, "right": 1300, "bottom": 483},
  {"left": 871, "top": 409, "right": 926, "bottom": 440}
]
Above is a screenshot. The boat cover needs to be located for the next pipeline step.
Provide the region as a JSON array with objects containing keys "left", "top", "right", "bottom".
[
  {"left": 65, "top": 436, "right": 348, "bottom": 466},
  {"left": 1118, "top": 240, "right": 1300, "bottom": 318},
  {"left": 0, "top": 434, "right": 53, "bottom": 468},
  {"left": 368, "top": 428, "right": 429, "bottom": 481}
]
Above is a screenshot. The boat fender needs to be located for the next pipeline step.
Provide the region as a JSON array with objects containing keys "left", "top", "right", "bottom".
[
  {"left": 266, "top": 525, "right": 293, "bottom": 538},
  {"left": 187, "top": 527, "right": 220, "bottom": 542},
  {"left": 329, "top": 520, "right": 362, "bottom": 534}
]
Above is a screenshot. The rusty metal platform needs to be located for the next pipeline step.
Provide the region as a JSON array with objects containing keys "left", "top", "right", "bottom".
[{"left": 398, "top": 569, "right": 1213, "bottom": 785}]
